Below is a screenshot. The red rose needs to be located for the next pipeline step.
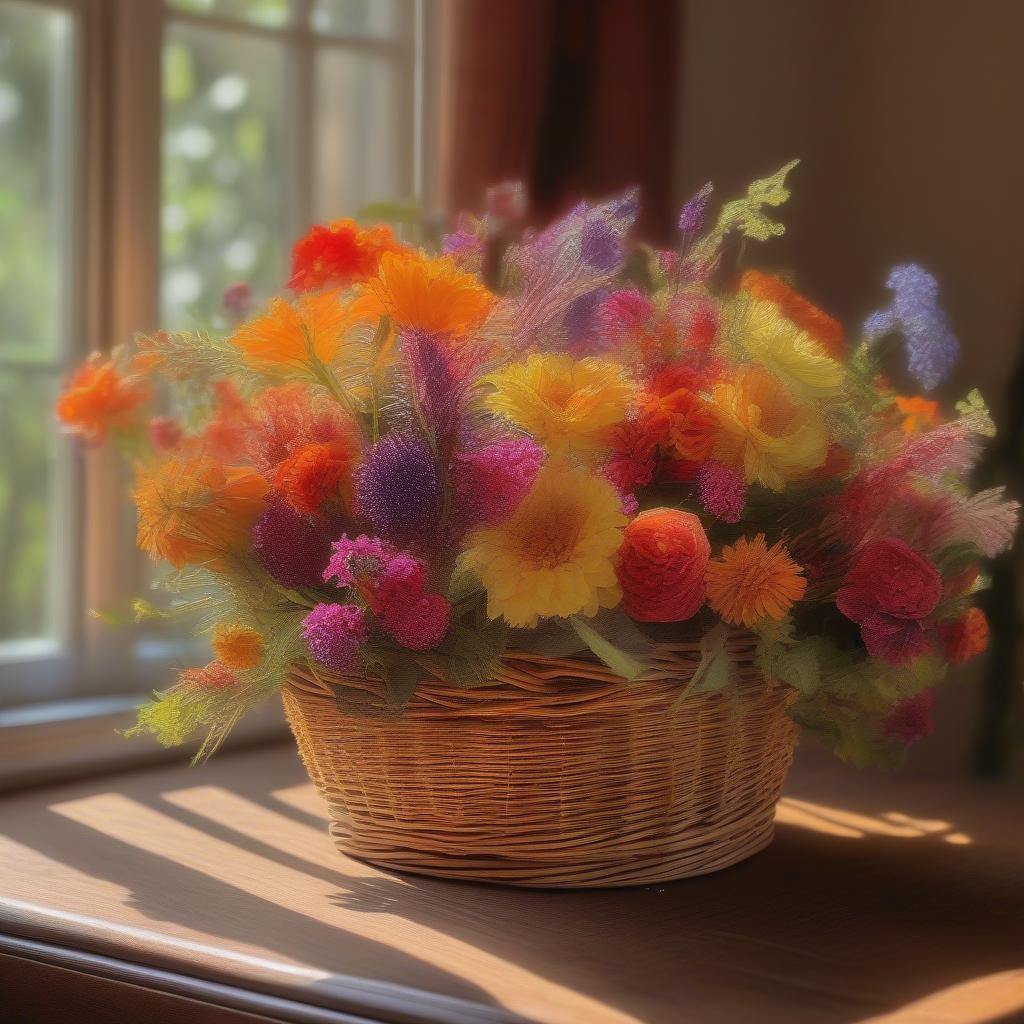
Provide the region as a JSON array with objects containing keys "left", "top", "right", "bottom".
[
  {"left": 836, "top": 537, "right": 942, "bottom": 666},
  {"left": 617, "top": 509, "right": 709, "bottom": 622}
]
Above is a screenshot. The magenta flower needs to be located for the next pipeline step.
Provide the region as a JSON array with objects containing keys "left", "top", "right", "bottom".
[
  {"left": 302, "top": 603, "right": 367, "bottom": 672},
  {"left": 697, "top": 460, "right": 746, "bottom": 524}
]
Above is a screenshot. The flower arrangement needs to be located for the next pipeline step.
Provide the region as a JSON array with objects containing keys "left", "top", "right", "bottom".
[{"left": 59, "top": 162, "right": 1017, "bottom": 767}]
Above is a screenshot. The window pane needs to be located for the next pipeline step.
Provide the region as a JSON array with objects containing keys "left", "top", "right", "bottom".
[
  {"left": 0, "top": 372, "right": 63, "bottom": 643},
  {"left": 0, "top": 2, "right": 73, "bottom": 365},
  {"left": 314, "top": 50, "right": 407, "bottom": 219},
  {"left": 166, "top": 0, "right": 293, "bottom": 29},
  {"left": 311, "top": 0, "right": 410, "bottom": 39},
  {"left": 0, "top": 1, "right": 73, "bottom": 650},
  {"left": 162, "top": 22, "right": 289, "bottom": 330}
]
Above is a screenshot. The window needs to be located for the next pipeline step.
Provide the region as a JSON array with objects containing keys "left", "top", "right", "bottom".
[
  {"left": 0, "top": 0, "right": 78, "bottom": 702},
  {"left": 0, "top": 0, "right": 430, "bottom": 708}
]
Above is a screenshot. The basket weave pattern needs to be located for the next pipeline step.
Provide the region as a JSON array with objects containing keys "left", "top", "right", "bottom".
[{"left": 283, "top": 636, "right": 798, "bottom": 887}]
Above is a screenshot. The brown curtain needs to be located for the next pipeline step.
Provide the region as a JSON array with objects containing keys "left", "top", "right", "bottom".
[{"left": 442, "top": 0, "right": 679, "bottom": 242}]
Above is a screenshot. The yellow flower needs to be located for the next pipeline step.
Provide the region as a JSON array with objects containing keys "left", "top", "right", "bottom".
[
  {"left": 461, "top": 462, "right": 627, "bottom": 627},
  {"left": 711, "top": 366, "right": 829, "bottom": 492},
  {"left": 212, "top": 623, "right": 264, "bottom": 670},
  {"left": 352, "top": 252, "right": 493, "bottom": 338},
  {"left": 230, "top": 289, "right": 352, "bottom": 371},
  {"left": 731, "top": 298, "right": 842, "bottom": 398},
  {"left": 485, "top": 354, "right": 633, "bottom": 461},
  {"left": 705, "top": 534, "right": 806, "bottom": 627}
]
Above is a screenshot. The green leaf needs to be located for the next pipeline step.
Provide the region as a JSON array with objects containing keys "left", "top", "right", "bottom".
[
  {"left": 448, "top": 565, "right": 483, "bottom": 605},
  {"left": 955, "top": 388, "right": 996, "bottom": 437},
  {"left": 570, "top": 612, "right": 652, "bottom": 681},
  {"left": 357, "top": 199, "right": 423, "bottom": 227},
  {"left": 681, "top": 624, "right": 733, "bottom": 702},
  {"left": 773, "top": 644, "right": 820, "bottom": 696},
  {"left": 443, "top": 618, "right": 508, "bottom": 688},
  {"left": 508, "top": 619, "right": 588, "bottom": 658},
  {"left": 382, "top": 656, "right": 421, "bottom": 710}
]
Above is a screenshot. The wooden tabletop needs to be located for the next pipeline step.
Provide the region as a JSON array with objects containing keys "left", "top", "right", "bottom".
[{"left": 1, "top": 740, "right": 1022, "bottom": 1024}]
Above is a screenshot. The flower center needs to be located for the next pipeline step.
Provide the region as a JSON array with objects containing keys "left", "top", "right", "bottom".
[{"left": 514, "top": 503, "right": 585, "bottom": 569}]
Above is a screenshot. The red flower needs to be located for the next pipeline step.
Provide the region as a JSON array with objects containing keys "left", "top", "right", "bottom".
[
  {"left": 604, "top": 420, "right": 656, "bottom": 494},
  {"left": 938, "top": 607, "right": 989, "bottom": 664},
  {"left": 883, "top": 691, "right": 934, "bottom": 745},
  {"left": 289, "top": 219, "right": 410, "bottom": 291},
  {"left": 617, "top": 508, "right": 710, "bottom": 622},
  {"left": 640, "top": 381, "right": 717, "bottom": 462},
  {"left": 836, "top": 537, "right": 942, "bottom": 665}
]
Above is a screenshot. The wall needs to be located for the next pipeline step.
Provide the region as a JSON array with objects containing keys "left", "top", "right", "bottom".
[{"left": 676, "top": 0, "right": 1024, "bottom": 774}]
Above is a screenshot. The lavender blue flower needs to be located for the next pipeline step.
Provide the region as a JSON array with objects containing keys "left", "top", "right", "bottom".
[
  {"left": 678, "top": 181, "right": 713, "bottom": 234},
  {"left": 862, "top": 264, "right": 960, "bottom": 391},
  {"left": 563, "top": 288, "right": 610, "bottom": 346},
  {"left": 580, "top": 219, "right": 622, "bottom": 272}
]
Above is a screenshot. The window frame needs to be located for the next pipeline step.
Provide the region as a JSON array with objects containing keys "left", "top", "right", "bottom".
[{"left": 0, "top": 0, "right": 438, "bottom": 710}]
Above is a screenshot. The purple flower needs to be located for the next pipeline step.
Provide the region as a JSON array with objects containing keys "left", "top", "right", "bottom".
[
  {"left": 302, "top": 603, "right": 367, "bottom": 672},
  {"left": 323, "top": 534, "right": 395, "bottom": 587},
  {"left": 697, "top": 461, "right": 745, "bottom": 524},
  {"left": 580, "top": 219, "right": 622, "bottom": 272},
  {"left": 252, "top": 498, "right": 338, "bottom": 590},
  {"left": 678, "top": 182, "right": 713, "bottom": 234},
  {"left": 401, "top": 330, "right": 465, "bottom": 441},
  {"left": 863, "top": 264, "right": 960, "bottom": 391},
  {"left": 563, "top": 288, "right": 610, "bottom": 346},
  {"left": 356, "top": 433, "right": 441, "bottom": 549}
]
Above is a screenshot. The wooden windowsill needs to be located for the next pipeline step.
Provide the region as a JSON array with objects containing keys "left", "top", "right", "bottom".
[{"left": 1, "top": 742, "right": 1022, "bottom": 1023}]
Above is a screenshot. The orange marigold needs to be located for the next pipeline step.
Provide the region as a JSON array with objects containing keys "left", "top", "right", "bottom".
[
  {"left": 273, "top": 438, "right": 360, "bottom": 515},
  {"left": 230, "top": 289, "right": 351, "bottom": 370},
  {"left": 740, "top": 269, "right": 845, "bottom": 358},
  {"left": 289, "top": 218, "right": 412, "bottom": 291},
  {"left": 352, "top": 253, "right": 494, "bottom": 338},
  {"left": 938, "top": 607, "right": 989, "bottom": 664},
  {"left": 134, "top": 454, "right": 268, "bottom": 569},
  {"left": 56, "top": 354, "right": 151, "bottom": 441},
  {"left": 894, "top": 395, "right": 940, "bottom": 434},
  {"left": 211, "top": 623, "right": 264, "bottom": 670},
  {"left": 705, "top": 533, "right": 807, "bottom": 627}
]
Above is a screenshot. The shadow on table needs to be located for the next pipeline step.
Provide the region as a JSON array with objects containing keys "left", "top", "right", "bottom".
[{"left": 8, "top": 745, "right": 1023, "bottom": 1024}]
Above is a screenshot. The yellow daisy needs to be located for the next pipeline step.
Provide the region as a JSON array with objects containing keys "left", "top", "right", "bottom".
[
  {"left": 484, "top": 353, "right": 633, "bottom": 461},
  {"left": 711, "top": 366, "right": 829, "bottom": 492},
  {"left": 461, "top": 462, "right": 627, "bottom": 627}
]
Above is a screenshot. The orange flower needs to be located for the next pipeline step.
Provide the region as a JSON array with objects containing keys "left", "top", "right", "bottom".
[
  {"left": 938, "top": 607, "right": 989, "bottom": 664},
  {"left": 289, "top": 218, "right": 412, "bottom": 291},
  {"left": 640, "top": 385, "right": 718, "bottom": 462},
  {"left": 199, "top": 380, "right": 255, "bottom": 461},
  {"left": 617, "top": 509, "right": 710, "bottom": 622},
  {"left": 56, "top": 354, "right": 151, "bottom": 441},
  {"left": 894, "top": 395, "right": 940, "bottom": 434},
  {"left": 134, "top": 454, "right": 268, "bottom": 569},
  {"left": 273, "top": 438, "right": 360, "bottom": 515},
  {"left": 230, "top": 289, "right": 351, "bottom": 370},
  {"left": 353, "top": 253, "right": 493, "bottom": 338},
  {"left": 211, "top": 623, "right": 264, "bottom": 670},
  {"left": 740, "top": 269, "right": 845, "bottom": 358},
  {"left": 705, "top": 534, "right": 807, "bottom": 626}
]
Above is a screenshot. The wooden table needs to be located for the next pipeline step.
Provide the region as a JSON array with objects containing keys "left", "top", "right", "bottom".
[{"left": 1, "top": 742, "right": 1021, "bottom": 1024}]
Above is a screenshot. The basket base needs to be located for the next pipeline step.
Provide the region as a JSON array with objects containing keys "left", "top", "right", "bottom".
[{"left": 324, "top": 803, "right": 780, "bottom": 889}]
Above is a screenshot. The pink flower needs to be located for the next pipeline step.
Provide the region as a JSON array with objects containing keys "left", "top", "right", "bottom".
[
  {"left": 836, "top": 537, "right": 941, "bottom": 665},
  {"left": 302, "top": 603, "right": 367, "bottom": 672},
  {"left": 451, "top": 437, "right": 545, "bottom": 528},
  {"left": 697, "top": 460, "right": 745, "bottom": 523}
]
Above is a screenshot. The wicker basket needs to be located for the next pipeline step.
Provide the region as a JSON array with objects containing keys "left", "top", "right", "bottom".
[{"left": 282, "top": 634, "right": 797, "bottom": 888}]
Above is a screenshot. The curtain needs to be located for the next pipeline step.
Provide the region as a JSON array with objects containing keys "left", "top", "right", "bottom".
[{"left": 442, "top": 0, "right": 679, "bottom": 242}]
